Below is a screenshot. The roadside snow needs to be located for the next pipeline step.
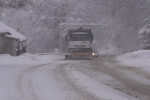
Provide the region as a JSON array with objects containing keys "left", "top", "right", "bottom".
[
  {"left": 117, "top": 50, "right": 150, "bottom": 71},
  {"left": 0, "top": 54, "right": 64, "bottom": 100},
  {"left": 0, "top": 53, "right": 64, "bottom": 65}
]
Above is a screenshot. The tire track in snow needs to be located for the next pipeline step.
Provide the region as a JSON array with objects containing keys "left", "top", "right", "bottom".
[
  {"left": 54, "top": 62, "right": 105, "bottom": 100},
  {"left": 88, "top": 57, "right": 150, "bottom": 100},
  {"left": 17, "top": 63, "right": 53, "bottom": 100}
]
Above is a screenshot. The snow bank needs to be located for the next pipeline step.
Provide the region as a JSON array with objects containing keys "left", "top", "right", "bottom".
[
  {"left": 0, "top": 53, "right": 64, "bottom": 65},
  {"left": 117, "top": 50, "right": 150, "bottom": 71},
  {"left": 0, "top": 21, "right": 27, "bottom": 41}
]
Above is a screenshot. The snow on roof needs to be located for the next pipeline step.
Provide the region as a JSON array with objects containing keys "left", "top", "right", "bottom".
[{"left": 0, "top": 21, "right": 27, "bottom": 41}]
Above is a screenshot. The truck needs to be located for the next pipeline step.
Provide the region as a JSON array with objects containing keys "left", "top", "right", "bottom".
[{"left": 65, "top": 27, "right": 93, "bottom": 60}]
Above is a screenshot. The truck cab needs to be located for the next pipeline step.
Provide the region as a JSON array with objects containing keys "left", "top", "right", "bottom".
[{"left": 65, "top": 27, "right": 93, "bottom": 60}]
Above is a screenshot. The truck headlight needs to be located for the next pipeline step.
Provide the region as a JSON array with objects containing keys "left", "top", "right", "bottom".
[
  {"left": 92, "top": 52, "right": 95, "bottom": 56},
  {"left": 82, "top": 42, "right": 86, "bottom": 45}
]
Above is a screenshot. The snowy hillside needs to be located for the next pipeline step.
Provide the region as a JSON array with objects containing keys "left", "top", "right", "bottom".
[{"left": 117, "top": 50, "right": 150, "bottom": 71}]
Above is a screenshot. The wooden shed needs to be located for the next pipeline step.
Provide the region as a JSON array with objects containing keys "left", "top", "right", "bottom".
[{"left": 0, "top": 22, "right": 27, "bottom": 56}]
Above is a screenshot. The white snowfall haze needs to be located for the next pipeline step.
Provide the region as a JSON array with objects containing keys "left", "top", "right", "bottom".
[
  {"left": 0, "top": 0, "right": 150, "bottom": 100},
  {"left": 1, "top": 0, "right": 150, "bottom": 53}
]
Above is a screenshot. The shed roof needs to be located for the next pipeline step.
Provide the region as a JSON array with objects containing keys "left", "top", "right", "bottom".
[{"left": 0, "top": 21, "right": 27, "bottom": 41}]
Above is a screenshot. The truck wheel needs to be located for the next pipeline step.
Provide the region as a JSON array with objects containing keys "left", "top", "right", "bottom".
[
  {"left": 65, "top": 55, "right": 68, "bottom": 60},
  {"left": 88, "top": 55, "right": 93, "bottom": 60}
]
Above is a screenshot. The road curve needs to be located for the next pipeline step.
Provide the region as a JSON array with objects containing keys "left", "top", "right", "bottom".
[{"left": 0, "top": 56, "right": 150, "bottom": 100}]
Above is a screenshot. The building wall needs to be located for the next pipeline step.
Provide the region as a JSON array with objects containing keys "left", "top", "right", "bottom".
[
  {"left": 0, "top": 36, "right": 8, "bottom": 54},
  {"left": 0, "top": 35, "right": 22, "bottom": 56},
  {"left": 8, "top": 38, "right": 17, "bottom": 56}
]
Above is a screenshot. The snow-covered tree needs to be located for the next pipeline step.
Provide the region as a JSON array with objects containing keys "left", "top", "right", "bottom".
[
  {"left": 0, "top": 0, "right": 32, "bottom": 9},
  {"left": 138, "top": 24, "right": 150, "bottom": 49}
]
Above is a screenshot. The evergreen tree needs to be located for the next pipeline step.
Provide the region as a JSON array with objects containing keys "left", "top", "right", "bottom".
[{"left": 138, "top": 24, "right": 150, "bottom": 49}]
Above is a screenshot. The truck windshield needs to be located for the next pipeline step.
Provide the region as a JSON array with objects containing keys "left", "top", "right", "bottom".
[
  {"left": 69, "top": 48, "right": 92, "bottom": 53},
  {"left": 69, "top": 32, "right": 93, "bottom": 41}
]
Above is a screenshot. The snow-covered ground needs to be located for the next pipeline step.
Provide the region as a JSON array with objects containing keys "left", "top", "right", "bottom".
[
  {"left": 117, "top": 50, "right": 150, "bottom": 72},
  {"left": 0, "top": 53, "right": 65, "bottom": 100},
  {"left": 0, "top": 53, "right": 63, "bottom": 65},
  {"left": 0, "top": 53, "right": 149, "bottom": 100}
]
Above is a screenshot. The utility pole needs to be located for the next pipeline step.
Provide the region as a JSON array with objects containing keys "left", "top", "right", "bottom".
[
  {"left": 57, "top": 0, "right": 60, "bottom": 4},
  {"left": 59, "top": 0, "right": 68, "bottom": 53},
  {"left": 66, "top": 0, "right": 68, "bottom": 7}
]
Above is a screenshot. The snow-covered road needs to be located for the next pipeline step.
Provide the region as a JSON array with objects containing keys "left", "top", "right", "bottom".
[{"left": 0, "top": 54, "right": 150, "bottom": 100}]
